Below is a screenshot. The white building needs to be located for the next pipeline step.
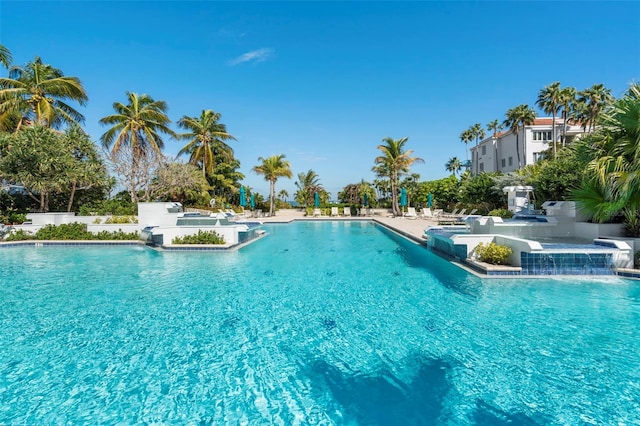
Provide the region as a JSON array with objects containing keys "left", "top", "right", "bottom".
[{"left": 469, "top": 118, "right": 584, "bottom": 174}]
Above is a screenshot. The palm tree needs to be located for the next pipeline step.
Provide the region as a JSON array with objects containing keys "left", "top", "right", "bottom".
[
  {"left": 372, "top": 137, "right": 424, "bottom": 216},
  {"left": 445, "top": 156, "right": 462, "bottom": 175},
  {"left": 536, "top": 81, "right": 562, "bottom": 158},
  {"left": 486, "top": 119, "right": 503, "bottom": 137},
  {"left": 503, "top": 104, "right": 536, "bottom": 169},
  {"left": 558, "top": 86, "right": 576, "bottom": 146},
  {"left": 177, "top": 109, "right": 236, "bottom": 177},
  {"left": 0, "top": 56, "right": 88, "bottom": 131},
  {"left": 578, "top": 84, "right": 613, "bottom": 133},
  {"left": 278, "top": 189, "right": 289, "bottom": 202},
  {"left": 294, "top": 169, "right": 322, "bottom": 206},
  {"left": 469, "top": 123, "right": 486, "bottom": 174},
  {"left": 459, "top": 129, "right": 472, "bottom": 162},
  {"left": 0, "top": 44, "right": 12, "bottom": 69},
  {"left": 487, "top": 119, "right": 503, "bottom": 171},
  {"left": 100, "top": 92, "right": 176, "bottom": 161},
  {"left": 252, "top": 154, "right": 293, "bottom": 216}
]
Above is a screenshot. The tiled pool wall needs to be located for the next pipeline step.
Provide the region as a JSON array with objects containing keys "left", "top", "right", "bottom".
[
  {"left": 520, "top": 252, "right": 614, "bottom": 275},
  {"left": 427, "top": 232, "right": 618, "bottom": 276}
]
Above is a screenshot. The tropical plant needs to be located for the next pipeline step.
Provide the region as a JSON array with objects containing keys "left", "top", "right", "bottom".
[
  {"left": 468, "top": 123, "right": 486, "bottom": 173},
  {"left": 150, "top": 160, "right": 211, "bottom": 204},
  {"left": 294, "top": 169, "right": 323, "bottom": 206},
  {"left": 578, "top": 84, "right": 614, "bottom": 133},
  {"left": 0, "top": 125, "right": 80, "bottom": 211},
  {"left": 177, "top": 109, "right": 236, "bottom": 177},
  {"left": 503, "top": 104, "right": 536, "bottom": 169},
  {"left": 459, "top": 129, "right": 472, "bottom": 161},
  {"left": 372, "top": 137, "right": 424, "bottom": 216},
  {"left": 0, "top": 56, "right": 88, "bottom": 131},
  {"left": 252, "top": 154, "right": 293, "bottom": 216},
  {"left": 486, "top": 119, "right": 503, "bottom": 137},
  {"left": 573, "top": 83, "right": 640, "bottom": 222},
  {"left": 0, "top": 44, "right": 12, "bottom": 69},
  {"left": 536, "top": 81, "right": 562, "bottom": 158},
  {"left": 100, "top": 91, "right": 176, "bottom": 160},
  {"left": 445, "top": 156, "right": 462, "bottom": 175},
  {"left": 278, "top": 189, "right": 289, "bottom": 202}
]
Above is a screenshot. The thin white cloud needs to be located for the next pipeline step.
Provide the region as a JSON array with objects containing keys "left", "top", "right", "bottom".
[{"left": 228, "top": 48, "right": 274, "bottom": 66}]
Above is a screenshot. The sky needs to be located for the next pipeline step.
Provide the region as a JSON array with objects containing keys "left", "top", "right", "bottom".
[{"left": 1, "top": 1, "right": 639, "bottom": 199}]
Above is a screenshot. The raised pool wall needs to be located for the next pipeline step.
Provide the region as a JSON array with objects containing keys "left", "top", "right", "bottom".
[{"left": 430, "top": 232, "right": 633, "bottom": 275}]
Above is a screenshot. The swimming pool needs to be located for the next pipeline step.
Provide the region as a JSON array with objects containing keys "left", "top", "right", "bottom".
[{"left": 1, "top": 221, "right": 638, "bottom": 424}]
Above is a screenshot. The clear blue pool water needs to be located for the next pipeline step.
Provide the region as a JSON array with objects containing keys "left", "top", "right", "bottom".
[{"left": 1, "top": 221, "right": 639, "bottom": 424}]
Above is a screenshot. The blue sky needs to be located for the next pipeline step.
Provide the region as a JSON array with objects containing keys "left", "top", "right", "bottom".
[{"left": 1, "top": 1, "right": 639, "bottom": 199}]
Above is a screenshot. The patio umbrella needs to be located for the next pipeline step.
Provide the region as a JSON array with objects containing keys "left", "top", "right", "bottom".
[
  {"left": 250, "top": 193, "right": 255, "bottom": 209},
  {"left": 314, "top": 192, "right": 320, "bottom": 207},
  {"left": 239, "top": 186, "right": 246, "bottom": 207},
  {"left": 363, "top": 193, "right": 368, "bottom": 207},
  {"left": 427, "top": 192, "right": 433, "bottom": 208},
  {"left": 400, "top": 188, "right": 407, "bottom": 207}
]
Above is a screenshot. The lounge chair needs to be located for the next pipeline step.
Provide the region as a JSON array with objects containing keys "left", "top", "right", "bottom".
[
  {"left": 420, "top": 208, "right": 433, "bottom": 218},
  {"left": 456, "top": 208, "right": 467, "bottom": 217},
  {"left": 313, "top": 208, "right": 322, "bottom": 217},
  {"left": 330, "top": 207, "right": 339, "bottom": 217},
  {"left": 443, "top": 208, "right": 458, "bottom": 217},
  {"left": 403, "top": 207, "right": 418, "bottom": 219},
  {"left": 359, "top": 208, "right": 368, "bottom": 217},
  {"left": 343, "top": 207, "right": 351, "bottom": 217},
  {"left": 468, "top": 208, "right": 478, "bottom": 215}
]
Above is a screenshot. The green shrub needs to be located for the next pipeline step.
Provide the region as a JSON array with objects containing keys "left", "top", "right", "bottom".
[
  {"left": 4, "top": 223, "right": 139, "bottom": 241},
  {"left": 172, "top": 230, "right": 225, "bottom": 245},
  {"left": 635, "top": 251, "right": 640, "bottom": 269},
  {"left": 622, "top": 210, "right": 640, "bottom": 237},
  {"left": 104, "top": 215, "right": 138, "bottom": 224},
  {"left": 94, "top": 230, "right": 140, "bottom": 240},
  {"left": 36, "top": 223, "right": 91, "bottom": 240},
  {"left": 487, "top": 208, "right": 514, "bottom": 219},
  {"left": 4, "top": 229, "right": 34, "bottom": 241},
  {"left": 474, "top": 242, "right": 513, "bottom": 265}
]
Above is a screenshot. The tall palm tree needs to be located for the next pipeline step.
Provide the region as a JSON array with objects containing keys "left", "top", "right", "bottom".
[
  {"left": 252, "top": 154, "right": 293, "bottom": 216},
  {"left": 486, "top": 119, "right": 503, "bottom": 137},
  {"left": 0, "top": 44, "right": 12, "bottom": 69},
  {"left": 459, "top": 129, "right": 472, "bottom": 162},
  {"left": 469, "top": 123, "right": 486, "bottom": 174},
  {"left": 177, "top": 109, "right": 236, "bottom": 177},
  {"left": 0, "top": 56, "right": 88, "bottom": 131},
  {"left": 578, "top": 84, "right": 613, "bottom": 133},
  {"left": 503, "top": 104, "right": 536, "bottom": 169},
  {"left": 445, "top": 156, "right": 462, "bottom": 175},
  {"left": 536, "top": 81, "right": 562, "bottom": 158},
  {"left": 558, "top": 86, "right": 576, "bottom": 146},
  {"left": 372, "top": 137, "right": 424, "bottom": 216},
  {"left": 294, "top": 169, "right": 322, "bottom": 206},
  {"left": 100, "top": 92, "right": 176, "bottom": 161}
]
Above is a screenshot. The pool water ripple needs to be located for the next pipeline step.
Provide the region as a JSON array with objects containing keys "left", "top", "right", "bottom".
[{"left": 1, "top": 221, "right": 639, "bottom": 424}]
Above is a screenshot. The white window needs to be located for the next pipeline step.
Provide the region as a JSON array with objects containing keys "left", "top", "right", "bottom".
[
  {"left": 481, "top": 145, "right": 486, "bottom": 155},
  {"left": 501, "top": 159, "right": 506, "bottom": 168},
  {"left": 533, "top": 131, "right": 552, "bottom": 141},
  {"left": 508, "top": 157, "right": 513, "bottom": 166},
  {"left": 533, "top": 152, "right": 544, "bottom": 163},
  {"left": 479, "top": 163, "right": 484, "bottom": 172}
]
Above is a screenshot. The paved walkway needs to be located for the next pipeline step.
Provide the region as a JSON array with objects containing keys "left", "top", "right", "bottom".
[{"left": 256, "top": 209, "right": 441, "bottom": 242}]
